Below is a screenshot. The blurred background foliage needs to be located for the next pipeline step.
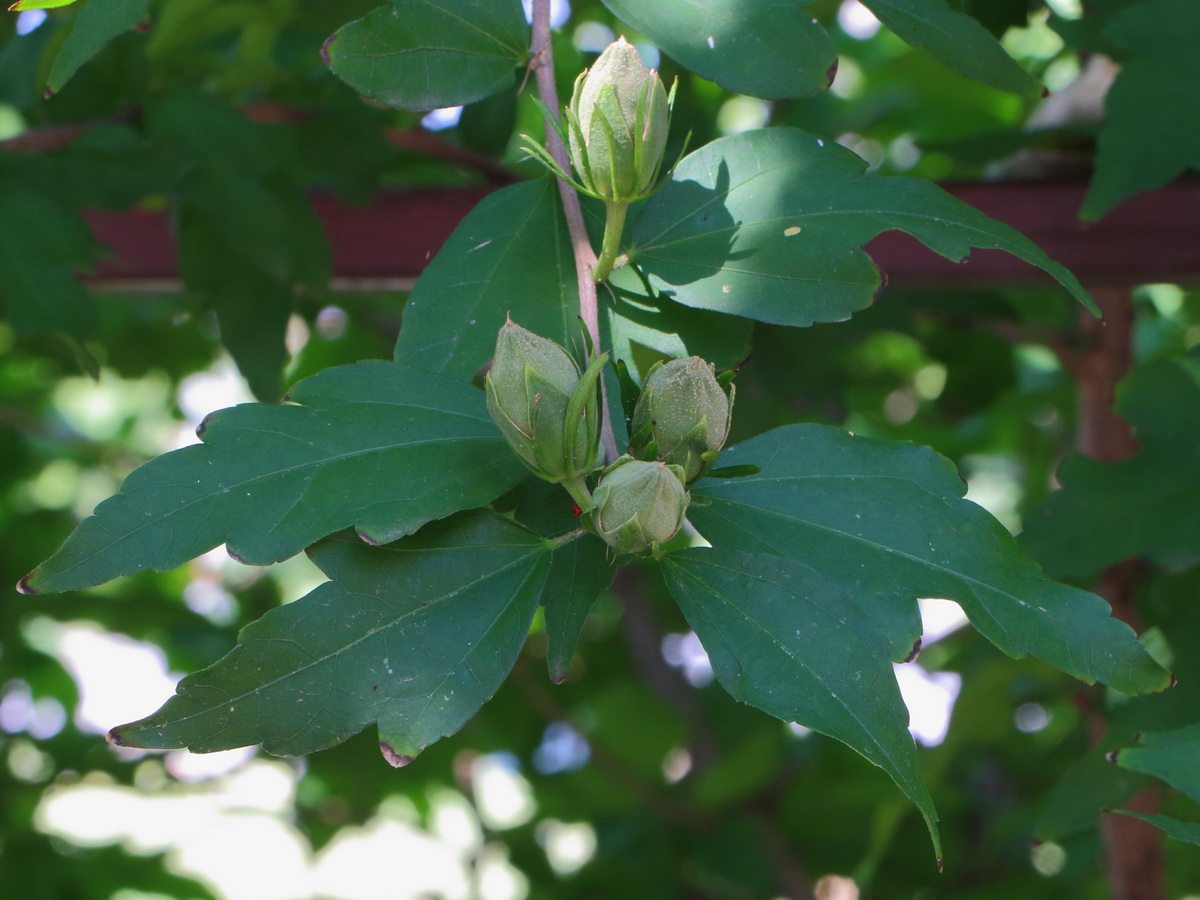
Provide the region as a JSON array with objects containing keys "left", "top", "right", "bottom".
[{"left": 2, "top": 0, "right": 1200, "bottom": 897}]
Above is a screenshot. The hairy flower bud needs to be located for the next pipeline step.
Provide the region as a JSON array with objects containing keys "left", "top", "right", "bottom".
[
  {"left": 485, "top": 319, "right": 603, "bottom": 483},
  {"left": 590, "top": 456, "right": 688, "bottom": 555},
  {"left": 630, "top": 357, "right": 734, "bottom": 482},
  {"left": 566, "top": 36, "right": 673, "bottom": 203}
]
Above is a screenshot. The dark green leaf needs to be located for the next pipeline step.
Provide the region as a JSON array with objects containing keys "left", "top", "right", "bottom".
[
  {"left": 1112, "top": 810, "right": 1200, "bottom": 846},
  {"left": 542, "top": 535, "right": 614, "bottom": 683},
  {"left": 1020, "top": 353, "right": 1200, "bottom": 577},
  {"left": 628, "top": 129, "right": 1095, "bottom": 327},
  {"left": 1113, "top": 725, "right": 1200, "bottom": 803},
  {"left": 599, "top": 0, "right": 835, "bottom": 99},
  {"left": 46, "top": 0, "right": 149, "bottom": 95},
  {"left": 0, "top": 172, "right": 97, "bottom": 339},
  {"left": 859, "top": 0, "right": 1041, "bottom": 96},
  {"left": 688, "top": 424, "right": 1170, "bottom": 694},
  {"left": 325, "top": 0, "right": 528, "bottom": 111},
  {"left": 663, "top": 546, "right": 941, "bottom": 856},
  {"left": 1082, "top": 0, "right": 1200, "bottom": 219},
  {"left": 108, "top": 512, "right": 551, "bottom": 761},
  {"left": 394, "top": 179, "right": 579, "bottom": 378},
  {"left": 21, "top": 361, "right": 527, "bottom": 594}
]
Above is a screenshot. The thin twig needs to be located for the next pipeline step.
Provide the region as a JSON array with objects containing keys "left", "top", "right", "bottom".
[{"left": 529, "top": 0, "right": 619, "bottom": 463}]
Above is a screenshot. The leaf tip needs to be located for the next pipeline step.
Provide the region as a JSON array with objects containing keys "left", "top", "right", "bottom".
[
  {"left": 936, "top": 857, "right": 944, "bottom": 874},
  {"left": 356, "top": 528, "right": 384, "bottom": 547},
  {"left": 226, "top": 546, "right": 249, "bottom": 565},
  {"left": 320, "top": 32, "right": 336, "bottom": 68},
  {"left": 903, "top": 638, "right": 922, "bottom": 664},
  {"left": 15, "top": 573, "right": 40, "bottom": 595},
  {"left": 379, "top": 741, "right": 415, "bottom": 768},
  {"left": 195, "top": 411, "right": 216, "bottom": 439},
  {"left": 1105, "top": 749, "right": 1121, "bottom": 764},
  {"left": 44, "top": 85, "right": 55, "bottom": 101},
  {"left": 824, "top": 58, "right": 839, "bottom": 90},
  {"left": 106, "top": 728, "right": 128, "bottom": 747}
]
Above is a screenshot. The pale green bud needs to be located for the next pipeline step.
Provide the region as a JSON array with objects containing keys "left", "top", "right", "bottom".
[
  {"left": 630, "top": 357, "right": 734, "bottom": 482},
  {"left": 566, "top": 36, "right": 672, "bottom": 203},
  {"left": 485, "top": 319, "right": 603, "bottom": 482},
  {"left": 590, "top": 456, "right": 688, "bottom": 555}
]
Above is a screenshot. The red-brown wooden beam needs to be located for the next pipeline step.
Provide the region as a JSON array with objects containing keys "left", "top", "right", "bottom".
[{"left": 84, "top": 179, "right": 1200, "bottom": 289}]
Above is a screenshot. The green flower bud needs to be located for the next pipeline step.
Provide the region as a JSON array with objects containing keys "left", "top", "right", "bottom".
[
  {"left": 485, "top": 319, "right": 604, "bottom": 483},
  {"left": 630, "top": 357, "right": 734, "bottom": 482},
  {"left": 566, "top": 36, "right": 673, "bottom": 203},
  {"left": 590, "top": 456, "right": 688, "bottom": 555}
]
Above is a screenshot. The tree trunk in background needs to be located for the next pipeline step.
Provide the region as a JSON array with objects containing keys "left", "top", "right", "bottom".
[{"left": 1072, "top": 286, "right": 1165, "bottom": 900}]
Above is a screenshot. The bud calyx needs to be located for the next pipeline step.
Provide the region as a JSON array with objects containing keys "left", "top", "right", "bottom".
[
  {"left": 630, "top": 357, "right": 734, "bottom": 482},
  {"left": 590, "top": 456, "right": 689, "bottom": 555}
]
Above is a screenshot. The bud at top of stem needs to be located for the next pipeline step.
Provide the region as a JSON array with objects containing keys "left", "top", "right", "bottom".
[
  {"left": 485, "top": 318, "right": 604, "bottom": 483},
  {"left": 630, "top": 356, "right": 734, "bottom": 482},
  {"left": 589, "top": 456, "right": 689, "bottom": 556},
  {"left": 566, "top": 36, "right": 673, "bottom": 204}
]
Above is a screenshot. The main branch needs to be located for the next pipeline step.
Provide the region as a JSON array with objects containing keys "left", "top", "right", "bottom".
[{"left": 529, "top": 0, "right": 619, "bottom": 464}]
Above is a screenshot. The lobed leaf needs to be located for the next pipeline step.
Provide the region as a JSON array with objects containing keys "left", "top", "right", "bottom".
[
  {"left": 1019, "top": 353, "right": 1200, "bottom": 577},
  {"left": 1112, "top": 811, "right": 1200, "bottom": 847},
  {"left": 108, "top": 512, "right": 551, "bottom": 763},
  {"left": 628, "top": 129, "right": 1096, "bottom": 327},
  {"left": 663, "top": 547, "right": 941, "bottom": 857},
  {"left": 859, "top": 0, "right": 1041, "bottom": 96},
  {"left": 1082, "top": 0, "right": 1200, "bottom": 219},
  {"left": 324, "top": 0, "right": 529, "bottom": 111},
  {"left": 1112, "top": 725, "right": 1200, "bottom": 804},
  {"left": 600, "top": 0, "right": 835, "bottom": 100},
  {"left": 687, "top": 424, "right": 1170, "bottom": 695},
  {"left": 21, "top": 361, "right": 526, "bottom": 594}
]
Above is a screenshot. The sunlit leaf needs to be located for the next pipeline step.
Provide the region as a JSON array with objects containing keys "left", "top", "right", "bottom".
[
  {"left": 9, "top": 0, "right": 76, "bottom": 10},
  {"left": 22, "top": 361, "right": 526, "bottom": 593},
  {"left": 325, "top": 0, "right": 529, "bottom": 111},
  {"left": 600, "top": 0, "right": 835, "bottom": 99},
  {"left": 860, "top": 0, "right": 1041, "bottom": 96},
  {"left": 109, "top": 512, "right": 551, "bottom": 762},
  {"left": 627, "top": 129, "right": 1095, "bottom": 327},
  {"left": 687, "top": 424, "right": 1170, "bottom": 694},
  {"left": 663, "top": 546, "right": 941, "bottom": 857}
]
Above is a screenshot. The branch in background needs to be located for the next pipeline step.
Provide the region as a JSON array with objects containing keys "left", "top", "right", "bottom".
[{"left": 529, "top": 0, "right": 619, "bottom": 463}]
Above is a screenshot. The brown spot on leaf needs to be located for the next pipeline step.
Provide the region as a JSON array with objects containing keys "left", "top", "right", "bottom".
[
  {"left": 379, "top": 741, "right": 414, "bottom": 768},
  {"left": 15, "top": 574, "right": 39, "bottom": 595},
  {"left": 320, "top": 33, "right": 336, "bottom": 68},
  {"left": 226, "top": 547, "right": 248, "bottom": 564},
  {"left": 196, "top": 411, "right": 216, "bottom": 439},
  {"left": 356, "top": 528, "right": 383, "bottom": 547},
  {"left": 133, "top": 16, "right": 152, "bottom": 34},
  {"left": 1105, "top": 750, "right": 1121, "bottom": 764},
  {"left": 903, "top": 638, "right": 922, "bottom": 664},
  {"left": 825, "top": 57, "right": 839, "bottom": 88},
  {"left": 106, "top": 729, "right": 127, "bottom": 747}
]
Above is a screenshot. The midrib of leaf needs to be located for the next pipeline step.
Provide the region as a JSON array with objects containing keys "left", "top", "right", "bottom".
[
  {"left": 148, "top": 545, "right": 545, "bottom": 731},
  {"left": 56, "top": 432, "right": 504, "bottom": 574},
  {"left": 411, "top": 0, "right": 526, "bottom": 58}
]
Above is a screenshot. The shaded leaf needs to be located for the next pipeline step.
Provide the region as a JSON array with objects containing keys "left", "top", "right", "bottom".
[
  {"left": 109, "top": 512, "right": 550, "bottom": 761},
  {"left": 22, "top": 361, "right": 527, "bottom": 593},
  {"left": 394, "top": 178, "right": 579, "bottom": 378},
  {"left": 46, "top": 0, "right": 149, "bottom": 95},
  {"left": 1113, "top": 725, "right": 1200, "bottom": 803},
  {"left": 325, "top": 0, "right": 528, "bottom": 111},
  {"left": 859, "top": 0, "right": 1041, "bottom": 96},
  {"left": 1112, "top": 810, "right": 1200, "bottom": 846},
  {"left": 628, "top": 129, "right": 1095, "bottom": 327},
  {"left": 1020, "top": 353, "right": 1200, "bottom": 577},
  {"left": 0, "top": 168, "right": 96, "bottom": 339},
  {"left": 1082, "top": 0, "right": 1200, "bottom": 219},
  {"left": 687, "top": 424, "right": 1169, "bottom": 694},
  {"left": 600, "top": 0, "right": 835, "bottom": 100},
  {"left": 663, "top": 546, "right": 941, "bottom": 856}
]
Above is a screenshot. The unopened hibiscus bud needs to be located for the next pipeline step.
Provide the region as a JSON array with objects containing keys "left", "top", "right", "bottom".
[
  {"left": 630, "top": 357, "right": 734, "bottom": 482},
  {"left": 590, "top": 456, "right": 688, "bottom": 555},
  {"left": 485, "top": 319, "right": 604, "bottom": 483},
  {"left": 566, "top": 36, "right": 673, "bottom": 203}
]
